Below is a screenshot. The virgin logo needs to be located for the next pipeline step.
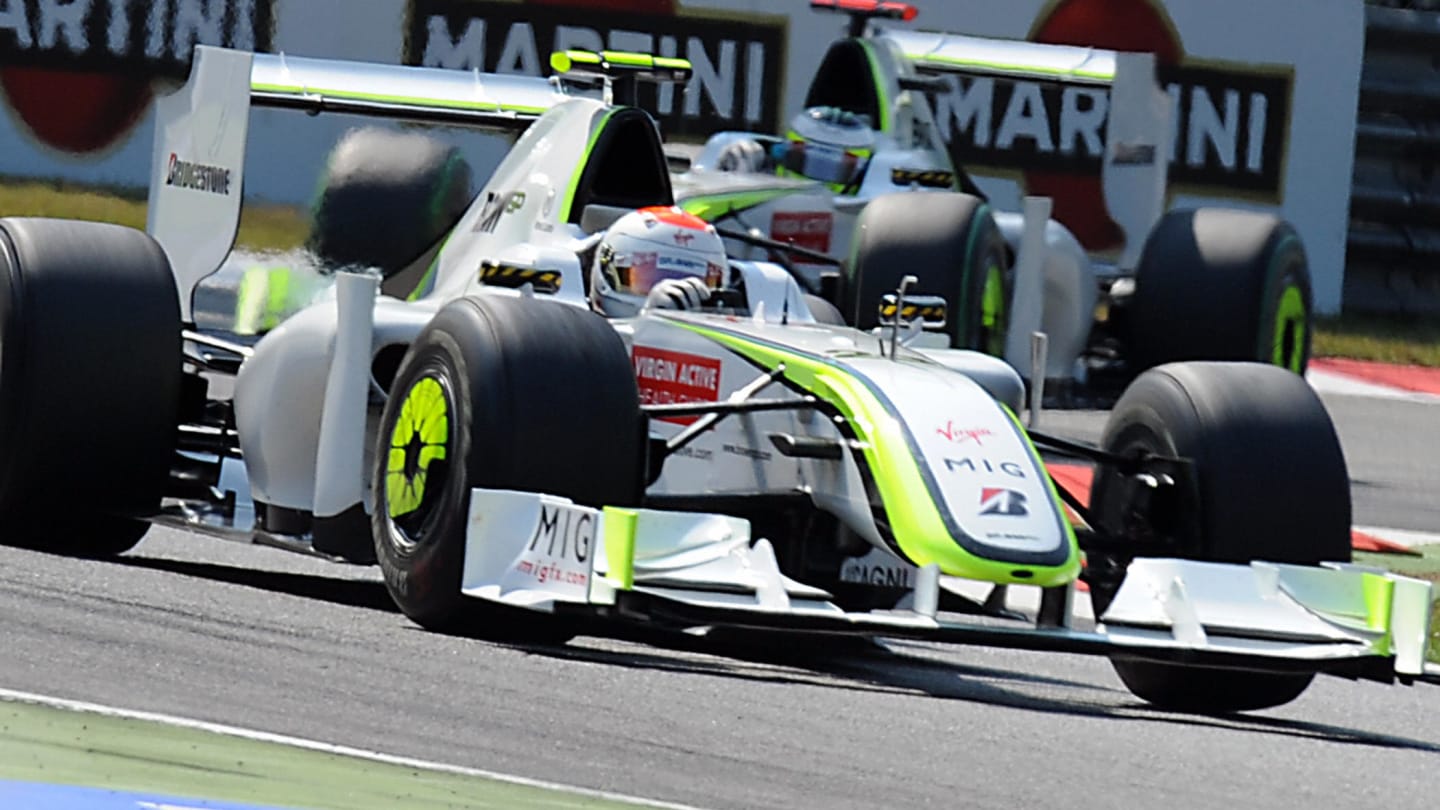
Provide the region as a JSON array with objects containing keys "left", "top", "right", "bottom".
[{"left": 937, "top": 422, "right": 993, "bottom": 446}]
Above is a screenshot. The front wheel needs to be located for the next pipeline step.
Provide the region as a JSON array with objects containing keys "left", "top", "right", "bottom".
[
  {"left": 372, "top": 295, "right": 643, "bottom": 640},
  {"left": 1089, "top": 362, "right": 1351, "bottom": 712}
]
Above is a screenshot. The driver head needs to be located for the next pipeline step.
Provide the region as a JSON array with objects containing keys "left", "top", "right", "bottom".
[
  {"left": 590, "top": 206, "right": 728, "bottom": 317},
  {"left": 778, "top": 106, "right": 878, "bottom": 192}
]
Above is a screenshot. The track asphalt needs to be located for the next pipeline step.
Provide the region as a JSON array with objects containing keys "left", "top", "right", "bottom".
[{"left": 1309, "top": 357, "right": 1440, "bottom": 550}]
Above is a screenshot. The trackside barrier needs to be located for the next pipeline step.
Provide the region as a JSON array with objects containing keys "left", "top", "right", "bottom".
[{"left": 1346, "top": 3, "right": 1440, "bottom": 314}]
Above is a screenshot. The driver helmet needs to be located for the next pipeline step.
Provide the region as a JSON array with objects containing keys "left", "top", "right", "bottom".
[
  {"left": 776, "top": 106, "right": 878, "bottom": 192},
  {"left": 591, "top": 206, "right": 728, "bottom": 317}
]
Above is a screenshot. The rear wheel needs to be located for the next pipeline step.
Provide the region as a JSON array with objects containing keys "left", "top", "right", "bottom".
[
  {"left": 372, "top": 295, "right": 643, "bottom": 641},
  {"left": 309, "top": 127, "right": 472, "bottom": 289},
  {"left": 1130, "top": 209, "right": 1312, "bottom": 375},
  {"left": 1089, "top": 362, "right": 1350, "bottom": 712},
  {"left": 0, "top": 218, "right": 181, "bottom": 556},
  {"left": 844, "top": 192, "right": 1010, "bottom": 354}
]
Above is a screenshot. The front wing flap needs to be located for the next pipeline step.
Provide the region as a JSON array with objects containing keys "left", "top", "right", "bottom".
[{"left": 461, "top": 488, "right": 1438, "bottom": 684}]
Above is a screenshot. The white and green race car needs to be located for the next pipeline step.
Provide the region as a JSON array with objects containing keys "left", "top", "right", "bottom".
[
  {"left": 672, "top": 0, "right": 1313, "bottom": 400},
  {"left": 0, "top": 45, "right": 1432, "bottom": 716}
]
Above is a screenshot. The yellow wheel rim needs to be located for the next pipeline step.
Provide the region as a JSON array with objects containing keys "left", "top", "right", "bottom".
[
  {"left": 1272, "top": 283, "right": 1306, "bottom": 373},
  {"left": 980, "top": 263, "right": 1007, "bottom": 356},
  {"left": 385, "top": 376, "right": 450, "bottom": 518}
]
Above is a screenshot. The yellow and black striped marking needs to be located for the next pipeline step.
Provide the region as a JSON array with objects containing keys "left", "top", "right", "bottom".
[
  {"left": 478, "top": 263, "right": 562, "bottom": 293},
  {"left": 890, "top": 168, "right": 956, "bottom": 189},
  {"left": 878, "top": 301, "right": 947, "bottom": 323}
]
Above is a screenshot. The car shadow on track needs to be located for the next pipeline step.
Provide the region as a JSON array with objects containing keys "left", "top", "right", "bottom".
[
  {"left": 823, "top": 648, "right": 1440, "bottom": 754},
  {"left": 528, "top": 630, "right": 1440, "bottom": 754},
  {"left": 104, "top": 553, "right": 1440, "bottom": 754},
  {"left": 520, "top": 624, "right": 1098, "bottom": 694},
  {"left": 114, "top": 556, "right": 400, "bottom": 614}
]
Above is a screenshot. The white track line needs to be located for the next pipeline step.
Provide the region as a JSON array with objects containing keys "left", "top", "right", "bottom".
[
  {"left": 0, "top": 687, "right": 708, "bottom": 810},
  {"left": 1307, "top": 367, "right": 1440, "bottom": 405}
]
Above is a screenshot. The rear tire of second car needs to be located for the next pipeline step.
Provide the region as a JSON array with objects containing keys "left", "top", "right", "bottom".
[{"left": 1129, "top": 208, "right": 1312, "bottom": 375}]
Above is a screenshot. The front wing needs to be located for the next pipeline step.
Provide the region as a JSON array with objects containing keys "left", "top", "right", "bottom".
[{"left": 461, "top": 488, "right": 1440, "bottom": 685}]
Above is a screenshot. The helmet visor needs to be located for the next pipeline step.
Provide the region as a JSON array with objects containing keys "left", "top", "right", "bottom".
[
  {"left": 779, "top": 141, "right": 869, "bottom": 187},
  {"left": 616, "top": 252, "right": 724, "bottom": 296}
]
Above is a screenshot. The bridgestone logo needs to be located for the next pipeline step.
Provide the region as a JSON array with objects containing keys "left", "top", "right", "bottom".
[{"left": 166, "top": 153, "right": 232, "bottom": 196}]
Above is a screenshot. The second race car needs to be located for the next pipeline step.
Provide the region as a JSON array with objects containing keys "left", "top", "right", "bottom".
[{"left": 670, "top": 0, "right": 1314, "bottom": 401}]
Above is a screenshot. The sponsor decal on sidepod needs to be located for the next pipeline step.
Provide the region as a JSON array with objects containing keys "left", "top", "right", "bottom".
[{"left": 632, "top": 345, "right": 721, "bottom": 425}]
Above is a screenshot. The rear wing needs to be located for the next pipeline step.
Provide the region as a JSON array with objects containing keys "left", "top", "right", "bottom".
[
  {"left": 891, "top": 30, "right": 1118, "bottom": 84},
  {"left": 147, "top": 46, "right": 574, "bottom": 321},
  {"left": 250, "top": 51, "right": 569, "bottom": 126},
  {"left": 878, "top": 29, "right": 1172, "bottom": 267}
]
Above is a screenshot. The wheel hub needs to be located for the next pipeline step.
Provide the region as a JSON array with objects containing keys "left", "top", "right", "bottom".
[
  {"left": 385, "top": 375, "right": 449, "bottom": 520},
  {"left": 1272, "top": 282, "right": 1306, "bottom": 373}
]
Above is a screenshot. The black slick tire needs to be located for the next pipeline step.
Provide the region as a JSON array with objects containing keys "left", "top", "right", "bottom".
[
  {"left": 1130, "top": 209, "right": 1312, "bottom": 375},
  {"left": 843, "top": 192, "right": 1010, "bottom": 354},
  {"left": 372, "top": 295, "right": 643, "bottom": 641},
  {"left": 1089, "top": 361, "right": 1351, "bottom": 713},
  {"left": 309, "top": 127, "right": 472, "bottom": 282},
  {"left": 0, "top": 218, "right": 181, "bottom": 556}
]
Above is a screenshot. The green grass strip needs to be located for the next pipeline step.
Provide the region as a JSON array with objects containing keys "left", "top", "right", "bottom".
[
  {"left": 1315, "top": 313, "right": 1440, "bottom": 368},
  {"left": 0, "top": 699, "right": 651, "bottom": 810},
  {"left": 0, "top": 177, "right": 307, "bottom": 252}
]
